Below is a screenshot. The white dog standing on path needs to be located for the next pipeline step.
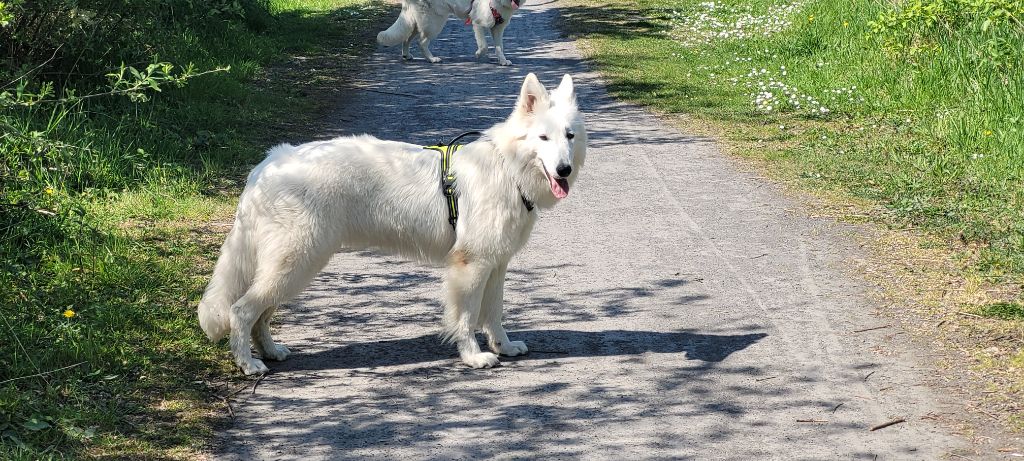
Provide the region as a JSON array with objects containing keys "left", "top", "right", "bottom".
[
  {"left": 198, "top": 74, "right": 586, "bottom": 375},
  {"left": 376, "top": 0, "right": 525, "bottom": 65}
]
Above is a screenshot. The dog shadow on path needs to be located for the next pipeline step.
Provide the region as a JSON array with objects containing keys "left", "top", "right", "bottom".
[{"left": 268, "top": 329, "right": 768, "bottom": 372}]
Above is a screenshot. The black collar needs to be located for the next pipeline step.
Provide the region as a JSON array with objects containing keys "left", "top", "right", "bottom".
[{"left": 519, "top": 191, "right": 534, "bottom": 212}]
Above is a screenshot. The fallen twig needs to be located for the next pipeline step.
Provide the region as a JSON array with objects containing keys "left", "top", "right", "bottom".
[
  {"left": 957, "top": 311, "right": 983, "bottom": 319},
  {"left": 869, "top": 418, "right": 906, "bottom": 431},
  {"left": 831, "top": 403, "right": 843, "bottom": 414},
  {"left": 797, "top": 419, "right": 828, "bottom": 423},
  {"left": 755, "top": 376, "right": 778, "bottom": 382},
  {"left": 222, "top": 396, "right": 234, "bottom": 418},
  {"left": 252, "top": 372, "right": 267, "bottom": 395},
  {"left": 863, "top": 370, "right": 876, "bottom": 381},
  {"left": 225, "top": 383, "right": 249, "bottom": 398},
  {"left": 852, "top": 324, "right": 891, "bottom": 334}
]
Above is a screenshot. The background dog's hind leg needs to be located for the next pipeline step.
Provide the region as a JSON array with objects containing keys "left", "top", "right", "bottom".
[
  {"left": 417, "top": 17, "right": 446, "bottom": 63},
  {"left": 473, "top": 26, "right": 489, "bottom": 60},
  {"left": 402, "top": 36, "right": 413, "bottom": 60},
  {"left": 443, "top": 252, "right": 497, "bottom": 368},
  {"left": 418, "top": 36, "right": 441, "bottom": 63},
  {"left": 478, "top": 263, "right": 528, "bottom": 356},
  {"left": 402, "top": 24, "right": 416, "bottom": 60}
]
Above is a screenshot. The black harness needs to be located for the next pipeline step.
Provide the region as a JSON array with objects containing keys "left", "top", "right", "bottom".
[{"left": 423, "top": 131, "right": 534, "bottom": 232}]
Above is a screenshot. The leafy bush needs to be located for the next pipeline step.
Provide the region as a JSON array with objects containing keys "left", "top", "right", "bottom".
[
  {"left": 870, "top": 0, "right": 1024, "bottom": 71},
  {"left": 1, "top": 0, "right": 270, "bottom": 78}
]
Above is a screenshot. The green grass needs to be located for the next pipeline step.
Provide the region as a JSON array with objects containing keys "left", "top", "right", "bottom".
[
  {"left": 0, "top": 1, "right": 391, "bottom": 458},
  {"left": 560, "top": 0, "right": 1024, "bottom": 289},
  {"left": 978, "top": 302, "right": 1024, "bottom": 321}
]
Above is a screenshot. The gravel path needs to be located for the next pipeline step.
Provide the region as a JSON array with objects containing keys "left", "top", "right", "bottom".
[{"left": 217, "top": 2, "right": 969, "bottom": 458}]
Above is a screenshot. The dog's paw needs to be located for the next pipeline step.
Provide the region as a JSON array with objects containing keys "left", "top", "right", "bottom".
[
  {"left": 238, "top": 358, "right": 270, "bottom": 375},
  {"left": 402, "top": 54, "right": 413, "bottom": 60},
  {"left": 262, "top": 344, "right": 290, "bottom": 361},
  {"left": 462, "top": 352, "right": 500, "bottom": 368},
  {"left": 494, "top": 340, "right": 528, "bottom": 356},
  {"left": 498, "top": 58, "right": 512, "bottom": 66},
  {"left": 475, "top": 49, "right": 487, "bottom": 60},
  {"left": 428, "top": 56, "right": 442, "bottom": 63}
]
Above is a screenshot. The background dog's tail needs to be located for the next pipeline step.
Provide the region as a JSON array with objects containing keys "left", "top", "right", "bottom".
[
  {"left": 376, "top": 7, "right": 415, "bottom": 46},
  {"left": 197, "top": 215, "right": 256, "bottom": 342}
]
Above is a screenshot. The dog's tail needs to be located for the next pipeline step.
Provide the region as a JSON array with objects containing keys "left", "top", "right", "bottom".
[
  {"left": 198, "top": 220, "right": 256, "bottom": 341},
  {"left": 377, "top": 6, "right": 416, "bottom": 46}
]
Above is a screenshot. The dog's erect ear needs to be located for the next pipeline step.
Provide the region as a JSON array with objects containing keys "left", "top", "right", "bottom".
[
  {"left": 551, "top": 74, "right": 576, "bottom": 104},
  {"left": 514, "top": 73, "right": 548, "bottom": 116}
]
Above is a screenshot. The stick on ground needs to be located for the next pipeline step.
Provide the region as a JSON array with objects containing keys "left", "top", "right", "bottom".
[{"left": 869, "top": 418, "right": 906, "bottom": 431}]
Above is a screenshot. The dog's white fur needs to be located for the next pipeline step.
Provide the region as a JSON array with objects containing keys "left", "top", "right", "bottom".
[
  {"left": 198, "top": 74, "right": 586, "bottom": 374},
  {"left": 376, "top": 0, "right": 524, "bottom": 65}
]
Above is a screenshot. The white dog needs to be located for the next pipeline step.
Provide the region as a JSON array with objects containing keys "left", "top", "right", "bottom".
[
  {"left": 198, "top": 74, "right": 586, "bottom": 375},
  {"left": 376, "top": 0, "right": 525, "bottom": 65}
]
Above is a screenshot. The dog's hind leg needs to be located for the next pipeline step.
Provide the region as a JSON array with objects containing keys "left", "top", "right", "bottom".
[
  {"left": 229, "top": 292, "right": 274, "bottom": 375},
  {"left": 417, "top": 17, "right": 446, "bottom": 63},
  {"left": 230, "top": 239, "right": 333, "bottom": 374},
  {"left": 443, "top": 250, "right": 498, "bottom": 368},
  {"left": 473, "top": 25, "right": 489, "bottom": 61},
  {"left": 402, "top": 36, "right": 413, "bottom": 60},
  {"left": 402, "top": 25, "right": 416, "bottom": 60},
  {"left": 417, "top": 37, "right": 441, "bottom": 63},
  {"left": 479, "top": 263, "right": 528, "bottom": 356},
  {"left": 252, "top": 305, "right": 289, "bottom": 361}
]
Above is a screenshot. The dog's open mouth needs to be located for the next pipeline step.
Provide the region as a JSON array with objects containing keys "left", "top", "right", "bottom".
[{"left": 544, "top": 168, "right": 570, "bottom": 199}]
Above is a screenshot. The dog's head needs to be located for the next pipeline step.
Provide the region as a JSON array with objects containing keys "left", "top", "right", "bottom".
[{"left": 498, "top": 73, "right": 587, "bottom": 208}]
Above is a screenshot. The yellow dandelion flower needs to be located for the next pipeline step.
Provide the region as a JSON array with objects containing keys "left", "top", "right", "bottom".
[
  {"left": 808, "top": 15, "right": 814, "bottom": 22},
  {"left": 984, "top": 130, "right": 993, "bottom": 136},
  {"left": 44, "top": 187, "right": 54, "bottom": 195},
  {"left": 63, "top": 309, "right": 76, "bottom": 318},
  {"left": 843, "top": 21, "right": 849, "bottom": 27}
]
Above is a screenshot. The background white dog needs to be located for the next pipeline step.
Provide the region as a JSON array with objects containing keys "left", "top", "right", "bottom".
[
  {"left": 198, "top": 73, "right": 586, "bottom": 375},
  {"left": 376, "top": 0, "right": 525, "bottom": 65}
]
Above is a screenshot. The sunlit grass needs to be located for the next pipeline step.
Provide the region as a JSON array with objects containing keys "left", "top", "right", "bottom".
[
  {"left": 0, "top": 0, "right": 390, "bottom": 458},
  {"left": 562, "top": 0, "right": 1024, "bottom": 278}
]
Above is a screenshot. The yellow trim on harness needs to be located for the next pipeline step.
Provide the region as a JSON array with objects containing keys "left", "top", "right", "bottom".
[{"left": 423, "top": 143, "right": 464, "bottom": 231}]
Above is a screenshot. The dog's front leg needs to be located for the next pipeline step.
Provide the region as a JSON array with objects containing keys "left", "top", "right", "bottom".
[
  {"left": 491, "top": 22, "right": 511, "bottom": 66},
  {"left": 443, "top": 251, "right": 499, "bottom": 368},
  {"left": 479, "top": 263, "right": 528, "bottom": 356}
]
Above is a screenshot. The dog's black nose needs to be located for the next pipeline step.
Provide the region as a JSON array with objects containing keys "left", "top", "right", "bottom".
[{"left": 555, "top": 163, "right": 572, "bottom": 178}]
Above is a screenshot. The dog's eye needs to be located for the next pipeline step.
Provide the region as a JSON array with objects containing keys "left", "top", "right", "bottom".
[
  {"left": 566, "top": 131, "right": 575, "bottom": 140},
  {"left": 539, "top": 134, "right": 549, "bottom": 141}
]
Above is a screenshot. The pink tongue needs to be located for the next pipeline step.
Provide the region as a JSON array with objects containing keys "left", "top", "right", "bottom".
[{"left": 549, "top": 176, "right": 569, "bottom": 199}]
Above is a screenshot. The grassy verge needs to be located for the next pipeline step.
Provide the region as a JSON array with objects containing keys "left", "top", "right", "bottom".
[
  {"left": 0, "top": 1, "right": 391, "bottom": 458},
  {"left": 558, "top": 0, "right": 1023, "bottom": 429}
]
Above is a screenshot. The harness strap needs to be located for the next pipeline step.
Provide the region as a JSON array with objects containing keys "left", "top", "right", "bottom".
[{"left": 423, "top": 131, "right": 533, "bottom": 233}]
